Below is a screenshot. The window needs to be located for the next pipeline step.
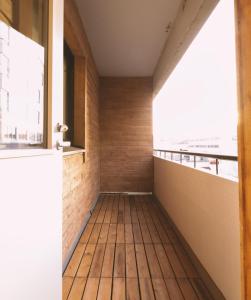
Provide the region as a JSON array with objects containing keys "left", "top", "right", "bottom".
[
  {"left": 63, "top": 29, "right": 86, "bottom": 151},
  {"left": 63, "top": 42, "right": 74, "bottom": 143},
  {"left": 0, "top": 0, "right": 48, "bottom": 149}
]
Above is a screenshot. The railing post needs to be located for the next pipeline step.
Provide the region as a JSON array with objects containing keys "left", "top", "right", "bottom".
[
  {"left": 216, "top": 159, "right": 219, "bottom": 175},
  {"left": 171, "top": 153, "right": 173, "bottom": 161},
  {"left": 180, "top": 154, "right": 182, "bottom": 164},
  {"left": 194, "top": 155, "right": 196, "bottom": 168}
]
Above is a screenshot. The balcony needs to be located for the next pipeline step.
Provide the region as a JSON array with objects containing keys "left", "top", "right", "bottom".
[{"left": 0, "top": 0, "right": 248, "bottom": 300}]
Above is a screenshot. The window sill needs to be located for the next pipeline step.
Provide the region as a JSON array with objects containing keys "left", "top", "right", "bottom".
[
  {"left": 0, "top": 148, "right": 57, "bottom": 159},
  {"left": 62, "top": 147, "right": 85, "bottom": 157}
]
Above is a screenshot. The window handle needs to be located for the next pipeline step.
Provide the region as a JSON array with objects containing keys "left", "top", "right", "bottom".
[
  {"left": 56, "top": 140, "right": 71, "bottom": 150},
  {"left": 56, "top": 123, "right": 68, "bottom": 133}
]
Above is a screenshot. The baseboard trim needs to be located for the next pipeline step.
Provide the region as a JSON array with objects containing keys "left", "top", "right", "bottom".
[
  {"left": 154, "top": 195, "right": 225, "bottom": 300},
  {"left": 62, "top": 194, "right": 100, "bottom": 273}
]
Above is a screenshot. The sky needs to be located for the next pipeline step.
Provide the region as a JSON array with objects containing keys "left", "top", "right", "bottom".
[{"left": 153, "top": 0, "right": 237, "bottom": 150}]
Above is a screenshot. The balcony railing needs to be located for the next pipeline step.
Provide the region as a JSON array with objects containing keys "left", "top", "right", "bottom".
[{"left": 154, "top": 149, "right": 238, "bottom": 177}]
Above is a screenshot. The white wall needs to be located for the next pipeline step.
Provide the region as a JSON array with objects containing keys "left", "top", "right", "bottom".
[
  {"left": 0, "top": 153, "right": 62, "bottom": 300},
  {"left": 154, "top": 157, "right": 241, "bottom": 300}
]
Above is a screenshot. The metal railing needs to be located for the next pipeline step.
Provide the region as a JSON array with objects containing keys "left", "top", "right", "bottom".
[{"left": 154, "top": 149, "right": 238, "bottom": 175}]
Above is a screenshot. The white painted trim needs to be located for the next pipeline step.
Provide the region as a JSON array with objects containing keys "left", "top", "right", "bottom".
[{"left": 0, "top": 149, "right": 58, "bottom": 159}]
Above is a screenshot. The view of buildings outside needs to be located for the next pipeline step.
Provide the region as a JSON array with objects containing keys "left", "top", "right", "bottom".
[
  {"left": 0, "top": 21, "right": 44, "bottom": 148},
  {"left": 153, "top": 0, "right": 238, "bottom": 180}
]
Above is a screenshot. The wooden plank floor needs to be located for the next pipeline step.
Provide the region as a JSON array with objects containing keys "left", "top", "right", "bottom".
[{"left": 63, "top": 194, "right": 214, "bottom": 300}]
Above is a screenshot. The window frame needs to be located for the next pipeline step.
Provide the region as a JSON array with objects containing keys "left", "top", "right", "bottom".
[
  {"left": 0, "top": 0, "right": 49, "bottom": 150},
  {"left": 63, "top": 14, "right": 87, "bottom": 151}
]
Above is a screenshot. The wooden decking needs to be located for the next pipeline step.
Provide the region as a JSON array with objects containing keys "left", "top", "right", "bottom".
[{"left": 63, "top": 194, "right": 214, "bottom": 300}]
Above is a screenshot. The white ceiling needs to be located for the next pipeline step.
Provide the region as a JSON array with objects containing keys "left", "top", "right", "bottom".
[{"left": 75, "top": 0, "right": 182, "bottom": 77}]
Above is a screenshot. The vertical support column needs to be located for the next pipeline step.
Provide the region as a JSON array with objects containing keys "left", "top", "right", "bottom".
[{"left": 235, "top": 1, "right": 251, "bottom": 299}]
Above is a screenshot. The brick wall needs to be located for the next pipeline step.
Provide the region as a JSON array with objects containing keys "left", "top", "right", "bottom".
[
  {"left": 63, "top": 0, "right": 100, "bottom": 263},
  {"left": 100, "top": 77, "right": 153, "bottom": 192}
]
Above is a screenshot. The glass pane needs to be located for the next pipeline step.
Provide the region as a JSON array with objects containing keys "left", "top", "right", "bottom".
[
  {"left": 0, "top": 0, "right": 48, "bottom": 148},
  {"left": 63, "top": 42, "right": 74, "bottom": 142}
]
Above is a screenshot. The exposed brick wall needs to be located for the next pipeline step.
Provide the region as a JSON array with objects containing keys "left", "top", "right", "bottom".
[
  {"left": 63, "top": 0, "right": 100, "bottom": 263},
  {"left": 100, "top": 77, "right": 153, "bottom": 192}
]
